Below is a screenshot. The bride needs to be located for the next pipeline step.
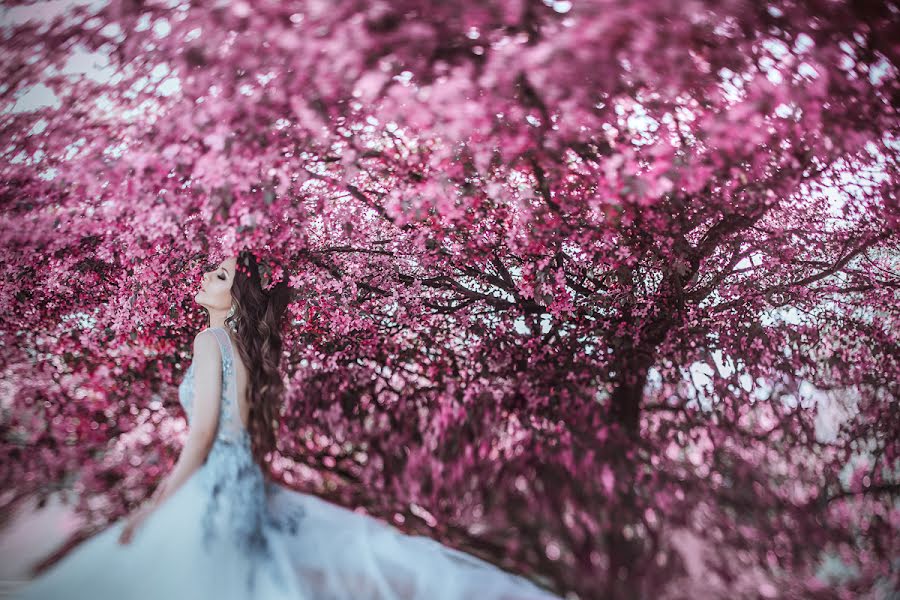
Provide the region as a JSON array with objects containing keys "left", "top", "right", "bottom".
[{"left": 10, "top": 251, "right": 562, "bottom": 600}]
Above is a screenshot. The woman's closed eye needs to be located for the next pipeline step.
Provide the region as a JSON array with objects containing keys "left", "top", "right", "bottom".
[{"left": 218, "top": 272, "right": 226, "bottom": 280}]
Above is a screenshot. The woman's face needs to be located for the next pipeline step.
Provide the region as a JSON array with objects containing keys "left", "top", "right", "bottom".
[{"left": 194, "top": 256, "right": 238, "bottom": 311}]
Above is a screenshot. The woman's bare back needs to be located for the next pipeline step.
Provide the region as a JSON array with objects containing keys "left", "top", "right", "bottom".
[{"left": 224, "top": 330, "right": 251, "bottom": 429}]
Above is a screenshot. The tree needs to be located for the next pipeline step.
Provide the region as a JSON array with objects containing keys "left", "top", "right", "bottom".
[{"left": 1, "top": 1, "right": 897, "bottom": 598}]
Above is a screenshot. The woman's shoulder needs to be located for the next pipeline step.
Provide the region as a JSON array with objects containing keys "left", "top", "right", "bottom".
[
  {"left": 192, "top": 328, "right": 222, "bottom": 357},
  {"left": 195, "top": 326, "right": 228, "bottom": 340}
]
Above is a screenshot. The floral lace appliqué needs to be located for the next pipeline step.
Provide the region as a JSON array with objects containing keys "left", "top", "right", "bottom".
[{"left": 178, "top": 328, "right": 304, "bottom": 593}]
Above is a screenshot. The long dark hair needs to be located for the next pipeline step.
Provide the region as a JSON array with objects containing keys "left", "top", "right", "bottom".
[{"left": 227, "top": 250, "right": 291, "bottom": 474}]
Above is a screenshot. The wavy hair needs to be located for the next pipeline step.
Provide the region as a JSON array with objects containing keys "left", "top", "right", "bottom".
[{"left": 226, "top": 250, "right": 291, "bottom": 474}]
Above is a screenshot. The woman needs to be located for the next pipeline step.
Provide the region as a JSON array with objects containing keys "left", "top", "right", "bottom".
[{"left": 11, "top": 251, "right": 563, "bottom": 600}]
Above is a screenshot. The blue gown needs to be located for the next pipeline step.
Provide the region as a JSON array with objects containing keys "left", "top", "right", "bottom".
[{"left": 10, "top": 327, "right": 562, "bottom": 600}]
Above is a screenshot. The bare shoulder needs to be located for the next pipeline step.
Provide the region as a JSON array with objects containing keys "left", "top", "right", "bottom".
[{"left": 192, "top": 329, "right": 221, "bottom": 359}]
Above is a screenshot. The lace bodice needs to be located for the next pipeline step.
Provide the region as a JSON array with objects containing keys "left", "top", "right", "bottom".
[{"left": 178, "top": 326, "right": 251, "bottom": 447}]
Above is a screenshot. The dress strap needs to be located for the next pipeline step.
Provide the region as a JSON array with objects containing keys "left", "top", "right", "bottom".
[{"left": 206, "top": 327, "right": 246, "bottom": 440}]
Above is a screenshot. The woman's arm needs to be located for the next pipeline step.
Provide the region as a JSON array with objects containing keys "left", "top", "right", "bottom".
[{"left": 147, "top": 329, "right": 223, "bottom": 508}]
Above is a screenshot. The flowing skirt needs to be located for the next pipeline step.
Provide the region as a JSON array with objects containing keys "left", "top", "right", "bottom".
[{"left": 9, "top": 471, "right": 561, "bottom": 600}]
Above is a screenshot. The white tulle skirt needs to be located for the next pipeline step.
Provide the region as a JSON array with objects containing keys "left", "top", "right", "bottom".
[{"left": 9, "top": 470, "right": 561, "bottom": 600}]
